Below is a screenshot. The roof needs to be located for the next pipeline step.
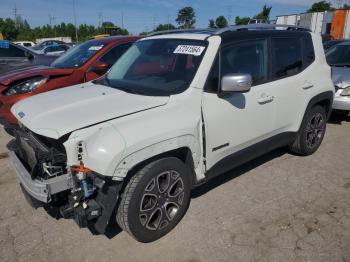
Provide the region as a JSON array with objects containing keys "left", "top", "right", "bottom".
[
  {"left": 90, "top": 35, "right": 141, "bottom": 44},
  {"left": 147, "top": 24, "right": 310, "bottom": 39}
]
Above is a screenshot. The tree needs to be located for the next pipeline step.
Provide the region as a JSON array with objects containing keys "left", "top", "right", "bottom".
[
  {"left": 253, "top": 5, "right": 272, "bottom": 20},
  {"left": 176, "top": 7, "right": 196, "bottom": 29},
  {"left": 155, "top": 23, "right": 176, "bottom": 32},
  {"left": 235, "top": 16, "right": 250, "bottom": 25},
  {"left": 1, "top": 18, "right": 18, "bottom": 40},
  {"left": 208, "top": 19, "right": 216, "bottom": 28},
  {"left": 343, "top": 4, "right": 350, "bottom": 9},
  {"left": 215, "top": 16, "right": 228, "bottom": 28},
  {"left": 307, "top": 1, "right": 332, "bottom": 12}
]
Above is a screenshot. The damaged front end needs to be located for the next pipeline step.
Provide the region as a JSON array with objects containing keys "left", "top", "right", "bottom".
[{"left": 9, "top": 124, "right": 122, "bottom": 234}]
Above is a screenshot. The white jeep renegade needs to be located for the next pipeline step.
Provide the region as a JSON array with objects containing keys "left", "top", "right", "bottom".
[{"left": 9, "top": 25, "right": 334, "bottom": 242}]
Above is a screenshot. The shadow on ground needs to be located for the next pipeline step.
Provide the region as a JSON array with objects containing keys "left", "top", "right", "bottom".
[
  {"left": 328, "top": 111, "right": 350, "bottom": 125},
  {"left": 192, "top": 147, "right": 287, "bottom": 198}
]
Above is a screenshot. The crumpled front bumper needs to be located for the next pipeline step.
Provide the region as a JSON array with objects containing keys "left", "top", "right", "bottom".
[{"left": 9, "top": 151, "right": 73, "bottom": 203}]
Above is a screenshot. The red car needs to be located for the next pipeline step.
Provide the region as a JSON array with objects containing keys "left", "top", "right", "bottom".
[{"left": 0, "top": 36, "right": 140, "bottom": 129}]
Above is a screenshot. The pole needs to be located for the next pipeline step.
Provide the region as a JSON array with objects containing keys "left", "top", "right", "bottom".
[
  {"left": 121, "top": 11, "right": 124, "bottom": 29},
  {"left": 73, "top": 0, "right": 78, "bottom": 42}
]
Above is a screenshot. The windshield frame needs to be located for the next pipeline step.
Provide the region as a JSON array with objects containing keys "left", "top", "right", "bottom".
[
  {"left": 99, "top": 38, "right": 208, "bottom": 96},
  {"left": 51, "top": 40, "right": 107, "bottom": 69}
]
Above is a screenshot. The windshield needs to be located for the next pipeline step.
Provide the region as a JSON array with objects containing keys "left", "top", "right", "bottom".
[
  {"left": 326, "top": 44, "right": 350, "bottom": 66},
  {"left": 102, "top": 39, "right": 207, "bottom": 96},
  {"left": 51, "top": 41, "right": 106, "bottom": 69}
]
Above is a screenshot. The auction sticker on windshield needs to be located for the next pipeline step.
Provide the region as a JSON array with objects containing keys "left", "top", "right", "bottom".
[{"left": 174, "top": 45, "right": 205, "bottom": 56}]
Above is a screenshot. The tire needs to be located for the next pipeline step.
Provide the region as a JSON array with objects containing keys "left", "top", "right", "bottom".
[
  {"left": 289, "top": 105, "right": 327, "bottom": 156},
  {"left": 116, "top": 157, "right": 191, "bottom": 243}
]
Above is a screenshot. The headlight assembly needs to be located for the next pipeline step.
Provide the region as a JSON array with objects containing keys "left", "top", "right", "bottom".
[
  {"left": 4, "top": 76, "right": 48, "bottom": 95},
  {"left": 340, "top": 87, "right": 350, "bottom": 96}
]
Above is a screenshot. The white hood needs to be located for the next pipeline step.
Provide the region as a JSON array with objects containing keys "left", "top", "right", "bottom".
[{"left": 11, "top": 82, "right": 169, "bottom": 139}]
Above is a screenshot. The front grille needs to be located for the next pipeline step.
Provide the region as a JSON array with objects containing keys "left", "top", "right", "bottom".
[{"left": 14, "top": 125, "right": 67, "bottom": 180}]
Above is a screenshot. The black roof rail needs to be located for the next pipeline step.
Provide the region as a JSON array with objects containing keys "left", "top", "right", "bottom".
[
  {"left": 146, "top": 24, "right": 311, "bottom": 37},
  {"left": 215, "top": 24, "right": 311, "bottom": 34},
  {"left": 147, "top": 28, "right": 217, "bottom": 37}
]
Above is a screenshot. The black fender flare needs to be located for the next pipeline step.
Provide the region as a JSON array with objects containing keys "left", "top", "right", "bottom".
[{"left": 305, "top": 91, "right": 334, "bottom": 120}]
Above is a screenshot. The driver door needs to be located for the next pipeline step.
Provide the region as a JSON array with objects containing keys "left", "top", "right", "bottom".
[{"left": 202, "top": 38, "right": 276, "bottom": 171}]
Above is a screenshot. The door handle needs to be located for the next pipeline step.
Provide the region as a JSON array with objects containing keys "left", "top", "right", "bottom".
[
  {"left": 302, "top": 82, "right": 314, "bottom": 90},
  {"left": 258, "top": 94, "right": 274, "bottom": 104}
]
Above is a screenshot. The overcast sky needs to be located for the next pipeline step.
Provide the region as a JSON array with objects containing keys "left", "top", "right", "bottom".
[{"left": 1, "top": 0, "right": 349, "bottom": 34}]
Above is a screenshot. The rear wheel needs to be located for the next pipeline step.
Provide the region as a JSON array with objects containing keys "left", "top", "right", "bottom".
[
  {"left": 289, "top": 105, "right": 326, "bottom": 156},
  {"left": 116, "top": 157, "right": 191, "bottom": 243}
]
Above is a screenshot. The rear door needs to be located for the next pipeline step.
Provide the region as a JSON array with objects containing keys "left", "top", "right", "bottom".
[
  {"left": 203, "top": 38, "right": 276, "bottom": 170},
  {"left": 268, "top": 35, "right": 315, "bottom": 132}
]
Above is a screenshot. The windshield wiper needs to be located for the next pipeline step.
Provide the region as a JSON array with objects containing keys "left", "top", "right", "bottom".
[{"left": 115, "top": 86, "right": 144, "bottom": 95}]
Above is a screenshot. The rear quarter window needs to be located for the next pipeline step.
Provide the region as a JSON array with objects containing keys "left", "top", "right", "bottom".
[{"left": 303, "top": 35, "right": 315, "bottom": 67}]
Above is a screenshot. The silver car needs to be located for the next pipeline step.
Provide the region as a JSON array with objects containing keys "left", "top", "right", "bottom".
[{"left": 326, "top": 41, "right": 350, "bottom": 115}]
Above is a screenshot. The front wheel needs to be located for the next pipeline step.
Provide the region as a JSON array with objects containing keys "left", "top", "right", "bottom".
[
  {"left": 116, "top": 157, "right": 191, "bottom": 243},
  {"left": 289, "top": 105, "right": 327, "bottom": 156}
]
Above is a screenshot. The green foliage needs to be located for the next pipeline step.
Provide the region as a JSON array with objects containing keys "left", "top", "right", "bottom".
[
  {"left": 253, "top": 5, "right": 272, "bottom": 20},
  {"left": 215, "top": 16, "right": 228, "bottom": 28},
  {"left": 208, "top": 19, "right": 216, "bottom": 28},
  {"left": 235, "top": 16, "right": 250, "bottom": 25},
  {"left": 0, "top": 16, "right": 128, "bottom": 42},
  {"left": 234, "top": 5, "right": 271, "bottom": 25},
  {"left": 0, "top": 18, "right": 18, "bottom": 40},
  {"left": 155, "top": 23, "right": 176, "bottom": 32},
  {"left": 307, "top": 1, "right": 332, "bottom": 12},
  {"left": 176, "top": 7, "right": 196, "bottom": 29}
]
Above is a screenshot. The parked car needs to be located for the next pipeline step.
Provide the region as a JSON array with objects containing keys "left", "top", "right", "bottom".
[
  {"left": 35, "top": 44, "right": 71, "bottom": 56},
  {"left": 0, "top": 40, "right": 57, "bottom": 75},
  {"left": 14, "top": 41, "right": 36, "bottom": 47},
  {"left": 8, "top": 25, "right": 334, "bottom": 243},
  {"left": 31, "top": 40, "right": 66, "bottom": 51},
  {"left": 323, "top": 39, "right": 349, "bottom": 51},
  {"left": 0, "top": 36, "right": 140, "bottom": 127},
  {"left": 326, "top": 41, "right": 350, "bottom": 115}
]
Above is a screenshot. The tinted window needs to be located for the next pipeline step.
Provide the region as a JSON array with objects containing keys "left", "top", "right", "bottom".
[
  {"left": 221, "top": 39, "right": 268, "bottom": 86},
  {"left": 46, "top": 46, "right": 55, "bottom": 52},
  {"left": 51, "top": 41, "right": 107, "bottom": 69},
  {"left": 272, "top": 38, "right": 302, "bottom": 79},
  {"left": 204, "top": 56, "right": 219, "bottom": 92},
  {"left": 303, "top": 35, "right": 315, "bottom": 67},
  {"left": 56, "top": 46, "right": 67, "bottom": 51},
  {"left": 326, "top": 44, "right": 350, "bottom": 66},
  {"left": 0, "top": 44, "right": 25, "bottom": 58},
  {"left": 100, "top": 42, "right": 133, "bottom": 67}
]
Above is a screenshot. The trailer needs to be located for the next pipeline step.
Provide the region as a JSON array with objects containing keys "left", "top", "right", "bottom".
[{"left": 276, "top": 14, "right": 299, "bottom": 25}]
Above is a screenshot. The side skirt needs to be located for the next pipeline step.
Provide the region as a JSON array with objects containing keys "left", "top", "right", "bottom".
[{"left": 203, "top": 132, "right": 297, "bottom": 181}]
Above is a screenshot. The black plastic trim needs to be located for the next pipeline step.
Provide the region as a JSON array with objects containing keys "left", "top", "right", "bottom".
[
  {"left": 204, "top": 132, "right": 296, "bottom": 180},
  {"left": 305, "top": 91, "right": 334, "bottom": 119}
]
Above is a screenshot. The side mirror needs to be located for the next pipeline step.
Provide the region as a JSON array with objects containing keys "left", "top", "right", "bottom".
[
  {"left": 92, "top": 61, "right": 109, "bottom": 73},
  {"left": 25, "top": 51, "right": 34, "bottom": 60},
  {"left": 220, "top": 73, "right": 252, "bottom": 93}
]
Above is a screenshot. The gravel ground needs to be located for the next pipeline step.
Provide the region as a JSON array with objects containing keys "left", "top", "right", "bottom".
[{"left": 0, "top": 114, "right": 349, "bottom": 262}]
